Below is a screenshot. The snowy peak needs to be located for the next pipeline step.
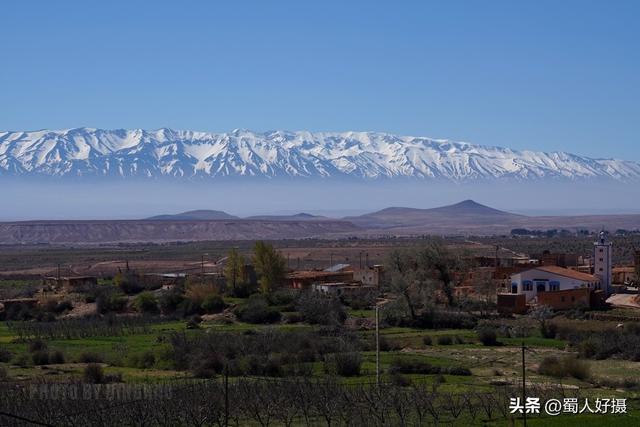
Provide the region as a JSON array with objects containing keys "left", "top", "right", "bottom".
[{"left": 1, "top": 128, "right": 638, "bottom": 181}]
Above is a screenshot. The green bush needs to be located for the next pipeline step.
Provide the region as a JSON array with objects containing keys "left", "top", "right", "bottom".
[
  {"left": 84, "top": 363, "right": 104, "bottom": 384},
  {"left": 79, "top": 352, "right": 104, "bottom": 363},
  {"left": 32, "top": 350, "right": 50, "bottom": 365},
  {"left": 49, "top": 350, "right": 65, "bottom": 364},
  {"left": 477, "top": 327, "right": 499, "bottom": 346},
  {"left": 541, "top": 322, "right": 558, "bottom": 339},
  {"left": 54, "top": 300, "right": 74, "bottom": 314},
  {"left": 296, "top": 291, "right": 346, "bottom": 326},
  {"left": 390, "top": 371, "right": 412, "bottom": 386},
  {"left": 538, "top": 355, "right": 590, "bottom": 380},
  {"left": 235, "top": 295, "right": 281, "bottom": 324},
  {"left": 201, "top": 294, "right": 226, "bottom": 314},
  {"left": 130, "top": 351, "right": 155, "bottom": 369},
  {"left": 436, "top": 335, "right": 453, "bottom": 345},
  {"left": 159, "top": 290, "right": 185, "bottom": 314},
  {"left": 445, "top": 366, "right": 472, "bottom": 376},
  {"left": 134, "top": 291, "right": 159, "bottom": 314},
  {"left": 389, "top": 357, "right": 471, "bottom": 376},
  {"left": 29, "top": 339, "right": 48, "bottom": 353},
  {"left": 0, "top": 348, "right": 12, "bottom": 363},
  {"left": 115, "top": 271, "right": 144, "bottom": 295},
  {"left": 325, "top": 352, "right": 362, "bottom": 377},
  {"left": 96, "top": 291, "right": 127, "bottom": 314},
  {"left": 389, "top": 358, "right": 438, "bottom": 375}
]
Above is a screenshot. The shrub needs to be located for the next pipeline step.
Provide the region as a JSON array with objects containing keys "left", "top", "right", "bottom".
[
  {"left": 4, "top": 303, "right": 36, "bottom": 321},
  {"left": 159, "top": 290, "right": 185, "bottom": 314},
  {"left": 84, "top": 364, "right": 105, "bottom": 384},
  {"left": 341, "top": 291, "right": 376, "bottom": 310},
  {"left": 0, "top": 348, "right": 12, "bottom": 363},
  {"left": 436, "top": 335, "right": 453, "bottom": 345},
  {"left": 283, "top": 312, "right": 304, "bottom": 324},
  {"left": 55, "top": 300, "right": 74, "bottom": 314},
  {"left": 541, "top": 322, "right": 558, "bottom": 339},
  {"left": 32, "top": 350, "right": 50, "bottom": 365},
  {"left": 29, "top": 339, "right": 48, "bottom": 353},
  {"left": 13, "top": 354, "right": 30, "bottom": 367},
  {"left": 130, "top": 351, "right": 155, "bottom": 369},
  {"left": 445, "top": 366, "right": 472, "bottom": 376},
  {"left": 49, "top": 350, "right": 65, "bottom": 364},
  {"left": 283, "top": 362, "right": 314, "bottom": 377},
  {"left": 415, "top": 309, "right": 477, "bottom": 329},
  {"left": 179, "top": 298, "right": 202, "bottom": 317},
  {"left": 201, "top": 294, "right": 226, "bottom": 314},
  {"left": 390, "top": 371, "right": 412, "bottom": 386},
  {"left": 96, "top": 291, "right": 127, "bottom": 314},
  {"left": 478, "top": 327, "right": 499, "bottom": 346},
  {"left": 389, "top": 358, "right": 438, "bottom": 375},
  {"left": 538, "top": 355, "right": 590, "bottom": 380},
  {"left": 422, "top": 336, "right": 432, "bottom": 346},
  {"left": 296, "top": 291, "right": 346, "bottom": 326},
  {"left": 325, "top": 352, "right": 362, "bottom": 377},
  {"left": 115, "top": 271, "right": 144, "bottom": 295},
  {"left": 134, "top": 291, "right": 159, "bottom": 314},
  {"left": 379, "top": 336, "right": 401, "bottom": 352},
  {"left": 235, "top": 295, "right": 281, "bottom": 324},
  {"left": 79, "top": 352, "right": 104, "bottom": 363},
  {"left": 268, "top": 289, "right": 298, "bottom": 306}
]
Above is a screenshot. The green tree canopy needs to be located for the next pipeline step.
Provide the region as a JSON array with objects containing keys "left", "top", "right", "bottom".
[
  {"left": 252, "top": 241, "right": 286, "bottom": 294},
  {"left": 223, "top": 248, "right": 245, "bottom": 291}
]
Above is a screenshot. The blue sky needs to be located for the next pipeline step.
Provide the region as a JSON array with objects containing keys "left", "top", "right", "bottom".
[{"left": 1, "top": 0, "right": 638, "bottom": 160}]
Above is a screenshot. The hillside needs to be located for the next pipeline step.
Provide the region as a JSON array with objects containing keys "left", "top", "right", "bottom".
[
  {"left": 245, "top": 213, "right": 327, "bottom": 221},
  {"left": 347, "top": 200, "right": 523, "bottom": 228},
  {"left": 147, "top": 210, "right": 238, "bottom": 220},
  {"left": 0, "top": 219, "right": 359, "bottom": 244}
]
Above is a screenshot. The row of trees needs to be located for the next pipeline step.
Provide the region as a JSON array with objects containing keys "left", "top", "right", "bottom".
[{"left": 0, "top": 379, "right": 582, "bottom": 426}]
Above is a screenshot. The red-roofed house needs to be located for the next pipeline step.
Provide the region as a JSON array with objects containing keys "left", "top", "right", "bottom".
[{"left": 503, "top": 265, "right": 604, "bottom": 311}]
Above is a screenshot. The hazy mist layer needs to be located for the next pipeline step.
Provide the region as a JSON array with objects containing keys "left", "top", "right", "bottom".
[{"left": 2, "top": 179, "right": 639, "bottom": 221}]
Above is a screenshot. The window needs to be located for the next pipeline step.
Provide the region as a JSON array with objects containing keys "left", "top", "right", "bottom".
[
  {"left": 599, "top": 249, "right": 604, "bottom": 253},
  {"left": 523, "top": 281, "right": 533, "bottom": 291},
  {"left": 599, "top": 268, "right": 603, "bottom": 272},
  {"left": 549, "top": 283, "right": 560, "bottom": 291},
  {"left": 561, "top": 296, "right": 565, "bottom": 302},
  {"left": 599, "top": 258, "right": 603, "bottom": 262},
  {"left": 571, "top": 296, "right": 575, "bottom": 302}
]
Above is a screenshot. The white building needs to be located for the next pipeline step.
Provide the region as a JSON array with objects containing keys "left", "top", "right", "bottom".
[
  {"left": 510, "top": 265, "right": 601, "bottom": 302},
  {"left": 593, "top": 231, "right": 613, "bottom": 296}
]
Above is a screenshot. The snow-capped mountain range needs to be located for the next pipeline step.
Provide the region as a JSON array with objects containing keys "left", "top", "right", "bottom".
[{"left": 0, "top": 128, "right": 638, "bottom": 181}]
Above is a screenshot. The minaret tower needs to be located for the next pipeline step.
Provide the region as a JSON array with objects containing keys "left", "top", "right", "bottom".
[{"left": 594, "top": 231, "right": 612, "bottom": 296}]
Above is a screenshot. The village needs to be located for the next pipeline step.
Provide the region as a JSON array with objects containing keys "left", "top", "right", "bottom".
[
  {"left": 3, "top": 231, "right": 637, "bottom": 319},
  {"left": 0, "top": 233, "right": 639, "bottom": 425}
]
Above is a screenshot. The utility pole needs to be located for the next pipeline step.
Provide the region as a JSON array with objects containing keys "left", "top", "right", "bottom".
[
  {"left": 359, "top": 252, "right": 363, "bottom": 270},
  {"left": 366, "top": 252, "right": 369, "bottom": 268},
  {"left": 329, "top": 253, "right": 333, "bottom": 269},
  {"left": 375, "top": 304, "right": 380, "bottom": 386},
  {"left": 224, "top": 364, "right": 229, "bottom": 427},
  {"left": 522, "top": 341, "right": 527, "bottom": 427}
]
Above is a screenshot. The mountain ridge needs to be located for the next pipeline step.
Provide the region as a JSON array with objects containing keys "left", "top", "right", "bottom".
[
  {"left": 3, "top": 199, "right": 640, "bottom": 243},
  {"left": 1, "top": 128, "right": 638, "bottom": 181}
]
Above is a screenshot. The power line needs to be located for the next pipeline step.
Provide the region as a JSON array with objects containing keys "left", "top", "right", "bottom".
[{"left": 0, "top": 410, "right": 56, "bottom": 427}]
